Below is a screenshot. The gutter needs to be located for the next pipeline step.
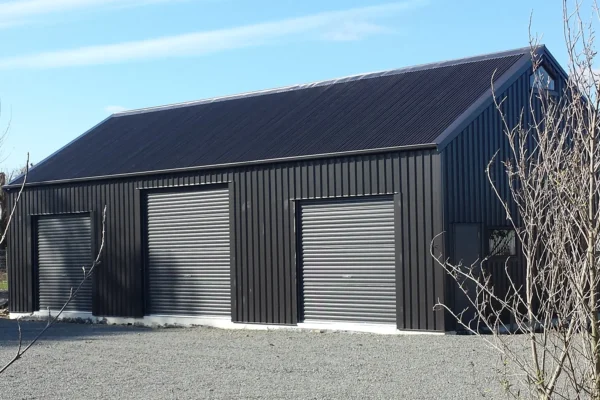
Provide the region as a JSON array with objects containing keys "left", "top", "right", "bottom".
[{"left": 4, "top": 143, "right": 438, "bottom": 189}]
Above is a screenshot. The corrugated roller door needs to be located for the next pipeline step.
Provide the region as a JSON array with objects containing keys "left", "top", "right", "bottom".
[
  {"left": 301, "top": 198, "right": 396, "bottom": 324},
  {"left": 37, "top": 214, "right": 92, "bottom": 312},
  {"left": 146, "top": 189, "right": 230, "bottom": 317}
]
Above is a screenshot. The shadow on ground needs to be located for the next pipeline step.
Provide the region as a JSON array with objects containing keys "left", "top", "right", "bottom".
[{"left": 0, "top": 318, "right": 152, "bottom": 345}]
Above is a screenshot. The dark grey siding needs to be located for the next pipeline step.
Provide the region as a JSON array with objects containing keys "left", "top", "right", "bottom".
[
  {"left": 441, "top": 63, "right": 567, "bottom": 328},
  {"left": 7, "top": 149, "right": 445, "bottom": 331}
]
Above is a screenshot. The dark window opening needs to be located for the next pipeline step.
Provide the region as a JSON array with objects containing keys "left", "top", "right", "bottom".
[
  {"left": 488, "top": 229, "right": 516, "bottom": 256},
  {"left": 530, "top": 66, "right": 555, "bottom": 91}
]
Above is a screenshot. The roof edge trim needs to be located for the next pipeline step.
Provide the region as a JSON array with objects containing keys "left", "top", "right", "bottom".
[
  {"left": 434, "top": 51, "right": 534, "bottom": 150},
  {"left": 537, "top": 45, "right": 568, "bottom": 81},
  {"left": 5, "top": 143, "right": 437, "bottom": 189},
  {"left": 113, "top": 47, "right": 532, "bottom": 117},
  {"left": 8, "top": 115, "right": 115, "bottom": 186}
]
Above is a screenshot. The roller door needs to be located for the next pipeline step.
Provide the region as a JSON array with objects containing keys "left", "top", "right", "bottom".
[
  {"left": 300, "top": 198, "right": 396, "bottom": 324},
  {"left": 146, "top": 189, "right": 231, "bottom": 317},
  {"left": 37, "top": 214, "right": 92, "bottom": 312}
]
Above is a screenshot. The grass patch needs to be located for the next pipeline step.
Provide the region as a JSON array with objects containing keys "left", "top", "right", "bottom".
[{"left": 0, "top": 271, "right": 6, "bottom": 291}]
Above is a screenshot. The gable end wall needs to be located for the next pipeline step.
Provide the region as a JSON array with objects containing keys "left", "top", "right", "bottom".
[{"left": 440, "top": 57, "right": 567, "bottom": 329}]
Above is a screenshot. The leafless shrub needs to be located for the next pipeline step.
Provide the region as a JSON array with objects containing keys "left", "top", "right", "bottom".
[
  {"left": 0, "top": 103, "right": 107, "bottom": 375},
  {"left": 432, "top": 1, "right": 600, "bottom": 398}
]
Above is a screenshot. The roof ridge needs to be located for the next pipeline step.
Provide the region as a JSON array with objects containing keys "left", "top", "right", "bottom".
[{"left": 113, "top": 46, "right": 532, "bottom": 117}]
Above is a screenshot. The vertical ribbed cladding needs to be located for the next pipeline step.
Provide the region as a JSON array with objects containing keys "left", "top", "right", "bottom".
[
  {"left": 393, "top": 151, "right": 445, "bottom": 331},
  {"left": 286, "top": 152, "right": 445, "bottom": 331},
  {"left": 441, "top": 64, "right": 567, "bottom": 329},
  {"left": 6, "top": 149, "right": 445, "bottom": 331}
]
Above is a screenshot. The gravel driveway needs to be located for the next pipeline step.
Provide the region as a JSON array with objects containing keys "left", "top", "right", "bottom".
[{"left": 0, "top": 320, "right": 508, "bottom": 399}]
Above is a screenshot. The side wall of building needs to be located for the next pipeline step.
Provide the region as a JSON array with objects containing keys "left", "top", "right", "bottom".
[
  {"left": 6, "top": 149, "right": 446, "bottom": 331},
  {"left": 441, "top": 56, "right": 567, "bottom": 329}
]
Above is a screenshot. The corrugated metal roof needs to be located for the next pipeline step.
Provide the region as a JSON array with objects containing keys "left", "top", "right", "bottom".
[{"left": 15, "top": 48, "right": 530, "bottom": 184}]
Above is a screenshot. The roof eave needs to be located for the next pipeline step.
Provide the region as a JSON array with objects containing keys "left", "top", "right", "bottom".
[
  {"left": 4, "top": 143, "right": 438, "bottom": 189},
  {"left": 7, "top": 114, "right": 115, "bottom": 187}
]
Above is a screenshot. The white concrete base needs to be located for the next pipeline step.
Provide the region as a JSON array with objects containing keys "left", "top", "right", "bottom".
[
  {"left": 297, "top": 321, "right": 444, "bottom": 335},
  {"left": 10, "top": 311, "right": 94, "bottom": 321},
  {"left": 9, "top": 311, "right": 447, "bottom": 335}
]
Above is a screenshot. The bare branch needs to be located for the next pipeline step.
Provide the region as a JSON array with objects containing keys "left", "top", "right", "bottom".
[
  {"left": 0, "top": 152, "right": 29, "bottom": 246},
  {"left": 0, "top": 205, "right": 107, "bottom": 375}
]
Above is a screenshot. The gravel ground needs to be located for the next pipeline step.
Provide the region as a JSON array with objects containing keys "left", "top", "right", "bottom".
[{"left": 0, "top": 320, "right": 510, "bottom": 399}]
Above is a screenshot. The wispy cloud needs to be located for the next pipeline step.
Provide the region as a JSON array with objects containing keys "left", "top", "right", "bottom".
[
  {"left": 0, "top": 0, "right": 187, "bottom": 27},
  {"left": 321, "top": 21, "right": 392, "bottom": 42},
  {"left": 0, "top": 1, "right": 428, "bottom": 69},
  {"left": 105, "top": 105, "right": 128, "bottom": 113}
]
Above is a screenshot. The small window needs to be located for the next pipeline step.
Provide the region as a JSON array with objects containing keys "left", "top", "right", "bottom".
[
  {"left": 489, "top": 229, "right": 516, "bottom": 256},
  {"left": 530, "top": 66, "right": 555, "bottom": 91}
]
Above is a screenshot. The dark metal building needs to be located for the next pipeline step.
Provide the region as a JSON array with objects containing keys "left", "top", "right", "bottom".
[{"left": 4, "top": 46, "right": 567, "bottom": 332}]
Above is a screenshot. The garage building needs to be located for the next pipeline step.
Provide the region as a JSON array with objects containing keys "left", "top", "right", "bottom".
[{"left": 4, "top": 46, "right": 566, "bottom": 332}]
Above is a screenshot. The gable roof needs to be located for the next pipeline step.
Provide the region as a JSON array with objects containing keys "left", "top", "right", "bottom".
[{"left": 12, "top": 46, "right": 538, "bottom": 186}]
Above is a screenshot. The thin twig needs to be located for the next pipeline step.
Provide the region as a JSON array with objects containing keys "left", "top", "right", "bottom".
[
  {"left": 0, "top": 205, "right": 107, "bottom": 375},
  {"left": 0, "top": 153, "right": 29, "bottom": 245}
]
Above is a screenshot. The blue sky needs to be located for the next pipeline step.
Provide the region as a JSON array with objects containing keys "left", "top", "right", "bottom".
[{"left": 0, "top": 0, "right": 572, "bottom": 170}]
